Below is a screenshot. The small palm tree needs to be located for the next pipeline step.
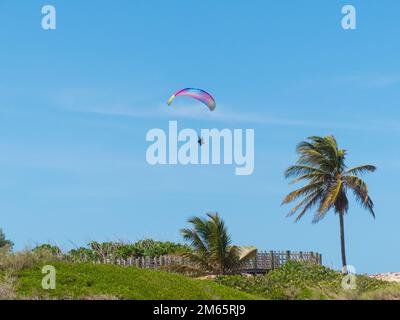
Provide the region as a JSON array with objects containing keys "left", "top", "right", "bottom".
[
  {"left": 180, "top": 213, "right": 255, "bottom": 275},
  {"left": 282, "top": 136, "right": 376, "bottom": 273}
]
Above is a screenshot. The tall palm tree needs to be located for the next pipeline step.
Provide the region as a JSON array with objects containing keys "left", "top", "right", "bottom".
[
  {"left": 282, "top": 136, "right": 376, "bottom": 273},
  {"left": 180, "top": 213, "right": 255, "bottom": 275}
]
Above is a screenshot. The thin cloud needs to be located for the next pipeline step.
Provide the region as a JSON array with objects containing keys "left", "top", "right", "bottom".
[
  {"left": 51, "top": 89, "right": 400, "bottom": 132},
  {"left": 72, "top": 102, "right": 400, "bottom": 132}
]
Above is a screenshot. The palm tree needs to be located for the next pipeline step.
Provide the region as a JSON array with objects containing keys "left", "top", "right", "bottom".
[
  {"left": 180, "top": 213, "right": 255, "bottom": 275},
  {"left": 282, "top": 136, "right": 376, "bottom": 273}
]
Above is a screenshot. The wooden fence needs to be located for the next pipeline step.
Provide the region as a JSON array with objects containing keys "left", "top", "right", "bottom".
[
  {"left": 240, "top": 250, "right": 322, "bottom": 273},
  {"left": 79, "top": 250, "right": 322, "bottom": 274}
]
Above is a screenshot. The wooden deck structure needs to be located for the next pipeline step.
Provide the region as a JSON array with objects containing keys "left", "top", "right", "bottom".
[
  {"left": 240, "top": 250, "right": 322, "bottom": 274},
  {"left": 83, "top": 250, "right": 322, "bottom": 274}
]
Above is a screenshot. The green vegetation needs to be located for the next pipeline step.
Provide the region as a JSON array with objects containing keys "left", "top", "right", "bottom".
[
  {"left": 216, "top": 261, "right": 394, "bottom": 300},
  {"left": 180, "top": 213, "right": 255, "bottom": 275},
  {"left": 0, "top": 247, "right": 399, "bottom": 300},
  {"left": 33, "top": 244, "right": 62, "bottom": 255},
  {"left": 32, "top": 239, "right": 191, "bottom": 263},
  {"left": 282, "top": 136, "right": 376, "bottom": 271},
  {"left": 15, "top": 262, "right": 260, "bottom": 300}
]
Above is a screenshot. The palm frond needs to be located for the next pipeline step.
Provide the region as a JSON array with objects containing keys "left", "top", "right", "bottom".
[
  {"left": 234, "top": 246, "right": 257, "bottom": 262},
  {"left": 286, "top": 189, "right": 322, "bottom": 217},
  {"left": 180, "top": 228, "right": 208, "bottom": 253},
  {"left": 345, "top": 165, "right": 377, "bottom": 176},
  {"left": 289, "top": 172, "right": 329, "bottom": 184},
  {"left": 343, "top": 175, "right": 375, "bottom": 218},
  {"left": 294, "top": 190, "right": 325, "bottom": 223},
  {"left": 181, "top": 251, "right": 213, "bottom": 272},
  {"left": 284, "top": 165, "right": 329, "bottom": 179},
  {"left": 282, "top": 181, "right": 325, "bottom": 205},
  {"left": 318, "top": 181, "right": 344, "bottom": 215}
]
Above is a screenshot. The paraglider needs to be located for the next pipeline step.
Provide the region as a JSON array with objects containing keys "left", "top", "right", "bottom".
[
  {"left": 167, "top": 88, "right": 215, "bottom": 147},
  {"left": 167, "top": 88, "right": 216, "bottom": 111}
]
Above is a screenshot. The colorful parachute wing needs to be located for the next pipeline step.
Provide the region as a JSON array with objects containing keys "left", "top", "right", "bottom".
[{"left": 167, "top": 88, "right": 216, "bottom": 111}]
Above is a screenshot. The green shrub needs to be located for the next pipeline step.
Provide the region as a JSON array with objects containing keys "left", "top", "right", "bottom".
[
  {"left": 28, "top": 239, "right": 192, "bottom": 263},
  {"left": 68, "top": 239, "right": 191, "bottom": 262},
  {"left": 33, "top": 244, "right": 62, "bottom": 256},
  {"left": 66, "top": 247, "right": 96, "bottom": 262},
  {"left": 216, "top": 261, "right": 390, "bottom": 300}
]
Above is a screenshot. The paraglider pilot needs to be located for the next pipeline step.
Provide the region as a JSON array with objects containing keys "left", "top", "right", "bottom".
[{"left": 198, "top": 136, "right": 204, "bottom": 146}]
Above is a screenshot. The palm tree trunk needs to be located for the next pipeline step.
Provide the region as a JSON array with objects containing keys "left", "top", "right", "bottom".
[{"left": 339, "top": 212, "right": 348, "bottom": 274}]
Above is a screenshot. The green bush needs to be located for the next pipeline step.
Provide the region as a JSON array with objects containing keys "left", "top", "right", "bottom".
[
  {"left": 131, "top": 239, "right": 191, "bottom": 257},
  {"left": 216, "top": 261, "right": 390, "bottom": 300},
  {"left": 30, "top": 239, "right": 192, "bottom": 263},
  {"left": 33, "top": 244, "right": 62, "bottom": 256}
]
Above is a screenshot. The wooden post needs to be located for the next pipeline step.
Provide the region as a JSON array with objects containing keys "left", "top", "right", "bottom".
[
  {"left": 270, "top": 251, "right": 275, "bottom": 270},
  {"left": 286, "top": 250, "right": 291, "bottom": 262}
]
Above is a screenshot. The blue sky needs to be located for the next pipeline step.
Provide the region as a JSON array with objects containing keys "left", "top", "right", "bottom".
[{"left": 0, "top": 0, "right": 399, "bottom": 273}]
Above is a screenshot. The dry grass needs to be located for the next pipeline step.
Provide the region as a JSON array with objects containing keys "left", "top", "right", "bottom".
[
  {"left": 0, "top": 248, "right": 58, "bottom": 273},
  {"left": 0, "top": 272, "right": 17, "bottom": 300},
  {"left": 335, "top": 282, "right": 400, "bottom": 300},
  {"left": 359, "top": 284, "right": 400, "bottom": 300},
  {"left": 0, "top": 248, "right": 58, "bottom": 300}
]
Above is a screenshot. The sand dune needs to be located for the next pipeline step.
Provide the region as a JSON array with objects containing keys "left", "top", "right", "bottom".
[{"left": 369, "top": 273, "right": 400, "bottom": 282}]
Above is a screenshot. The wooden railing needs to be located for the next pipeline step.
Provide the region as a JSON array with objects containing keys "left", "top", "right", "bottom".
[
  {"left": 241, "top": 250, "right": 322, "bottom": 273},
  {"left": 73, "top": 250, "right": 322, "bottom": 273}
]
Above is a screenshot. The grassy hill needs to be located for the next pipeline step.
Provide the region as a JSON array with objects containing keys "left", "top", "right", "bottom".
[
  {"left": 13, "top": 262, "right": 262, "bottom": 300},
  {"left": 1, "top": 252, "right": 399, "bottom": 300}
]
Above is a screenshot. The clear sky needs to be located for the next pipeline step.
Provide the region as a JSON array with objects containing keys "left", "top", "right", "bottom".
[{"left": 0, "top": 0, "right": 399, "bottom": 273}]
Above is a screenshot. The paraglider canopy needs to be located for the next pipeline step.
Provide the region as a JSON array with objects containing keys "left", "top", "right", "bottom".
[{"left": 167, "top": 88, "right": 216, "bottom": 111}]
